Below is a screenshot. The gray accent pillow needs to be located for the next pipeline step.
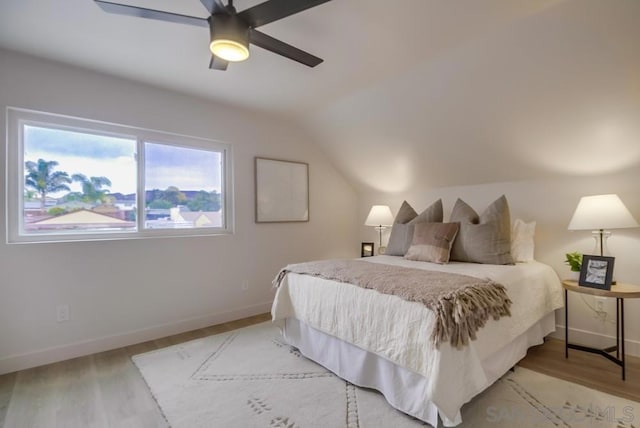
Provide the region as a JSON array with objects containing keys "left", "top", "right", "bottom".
[
  {"left": 386, "top": 223, "right": 415, "bottom": 256},
  {"left": 404, "top": 222, "right": 460, "bottom": 264},
  {"left": 386, "top": 199, "right": 443, "bottom": 256},
  {"left": 394, "top": 200, "right": 418, "bottom": 224},
  {"left": 409, "top": 199, "right": 443, "bottom": 225},
  {"left": 449, "top": 195, "right": 514, "bottom": 265}
]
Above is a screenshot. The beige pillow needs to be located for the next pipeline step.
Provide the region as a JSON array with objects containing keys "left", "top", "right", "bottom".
[
  {"left": 450, "top": 195, "right": 514, "bottom": 265},
  {"left": 386, "top": 199, "right": 443, "bottom": 256},
  {"left": 404, "top": 222, "right": 459, "bottom": 264},
  {"left": 511, "top": 219, "right": 536, "bottom": 262}
]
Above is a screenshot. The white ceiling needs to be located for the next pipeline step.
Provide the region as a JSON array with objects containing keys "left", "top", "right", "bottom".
[{"left": 2, "top": 0, "right": 639, "bottom": 191}]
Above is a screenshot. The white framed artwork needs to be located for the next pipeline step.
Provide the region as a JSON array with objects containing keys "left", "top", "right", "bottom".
[{"left": 255, "top": 157, "right": 309, "bottom": 223}]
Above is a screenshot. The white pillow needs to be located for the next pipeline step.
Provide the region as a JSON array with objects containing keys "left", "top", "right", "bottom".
[{"left": 511, "top": 219, "right": 536, "bottom": 262}]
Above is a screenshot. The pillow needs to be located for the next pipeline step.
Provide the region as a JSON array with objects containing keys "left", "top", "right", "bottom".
[
  {"left": 408, "top": 199, "right": 443, "bottom": 225},
  {"left": 394, "top": 200, "right": 418, "bottom": 224},
  {"left": 386, "top": 199, "right": 443, "bottom": 256},
  {"left": 449, "top": 195, "right": 514, "bottom": 265},
  {"left": 404, "top": 222, "right": 460, "bottom": 264},
  {"left": 511, "top": 219, "right": 536, "bottom": 262},
  {"left": 385, "top": 223, "right": 415, "bottom": 256}
]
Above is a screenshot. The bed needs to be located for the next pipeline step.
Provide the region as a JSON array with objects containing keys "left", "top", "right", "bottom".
[{"left": 271, "top": 255, "right": 564, "bottom": 427}]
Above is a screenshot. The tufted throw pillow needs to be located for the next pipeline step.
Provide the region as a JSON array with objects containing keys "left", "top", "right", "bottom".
[
  {"left": 450, "top": 195, "right": 514, "bottom": 265},
  {"left": 386, "top": 199, "right": 443, "bottom": 256},
  {"left": 404, "top": 222, "right": 459, "bottom": 264}
]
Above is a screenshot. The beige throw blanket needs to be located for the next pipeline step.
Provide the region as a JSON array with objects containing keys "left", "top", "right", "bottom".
[{"left": 273, "top": 259, "right": 512, "bottom": 349}]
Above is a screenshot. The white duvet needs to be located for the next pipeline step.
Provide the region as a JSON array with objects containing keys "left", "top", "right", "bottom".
[{"left": 271, "top": 255, "right": 564, "bottom": 424}]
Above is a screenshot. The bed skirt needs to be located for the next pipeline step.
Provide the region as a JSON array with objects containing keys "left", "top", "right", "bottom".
[{"left": 282, "top": 312, "right": 556, "bottom": 427}]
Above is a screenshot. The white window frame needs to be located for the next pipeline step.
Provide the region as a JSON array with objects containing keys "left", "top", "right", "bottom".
[{"left": 6, "top": 107, "right": 234, "bottom": 243}]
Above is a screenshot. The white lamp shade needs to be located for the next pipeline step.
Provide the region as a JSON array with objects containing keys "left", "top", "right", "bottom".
[
  {"left": 568, "top": 194, "right": 639, "bottom": 230},
  {"left": 365, "top": 205, "right": 393, "bottom": 227}
]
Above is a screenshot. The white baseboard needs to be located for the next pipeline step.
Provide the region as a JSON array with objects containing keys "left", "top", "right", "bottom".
[
  {"left": 0, "top": 301, "right": 272, "bottom": 375},
  {"left": 551, "top": 324, "right": 640, "bottom": 357}
]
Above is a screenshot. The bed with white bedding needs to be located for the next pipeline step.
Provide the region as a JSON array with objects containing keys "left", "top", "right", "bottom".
[{"left": 271, "top": 255, "right": 564, "bottom": 427}]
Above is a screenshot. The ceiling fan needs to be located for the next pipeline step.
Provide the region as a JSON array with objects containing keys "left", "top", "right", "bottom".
[{"left": 94, "top": 0, "right": 333, "bottom": 71}]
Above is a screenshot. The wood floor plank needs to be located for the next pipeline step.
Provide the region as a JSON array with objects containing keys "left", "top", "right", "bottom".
[
  {"left": 124, "top": 340, "right": 159, "bottom": 358},
  {"left": 0, "top": 372, "right": 16, "bottom": 424},
  {"left": 4, "top": 363, "right": 61, "bottom": 427},
  {"left": 53, "top": 356, "right": 108, "bottom": 428},
  {"left": 93, "top": 347, "right": 166, "bottom": 427},
  {"left": 518, "top": 337, "right": 640, "bottom": 402}
]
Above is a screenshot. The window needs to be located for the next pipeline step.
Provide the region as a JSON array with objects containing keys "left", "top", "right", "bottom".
[{"left": 7, "top": 108, "right": 233, "bottom": 243}]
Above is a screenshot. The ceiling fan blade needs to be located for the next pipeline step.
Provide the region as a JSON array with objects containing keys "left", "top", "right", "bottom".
[
  {"left": 94, "top": 0, "right": 208, "bottom": 28},
  {"left": 238, "top": 0, "right": 332, "bottom": 28},
  {"left": 199, "top": 0, "right": 227, "bottom": 15},
  {"left": 209, "top": 55, "right": 229, "bottom": 71},
  {"left": 250, "top": 29, "right": 322, "bottom": 67}
]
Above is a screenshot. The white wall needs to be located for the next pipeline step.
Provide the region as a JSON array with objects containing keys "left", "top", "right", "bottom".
[
  {"left": 0, "top": 49, "right": 359, "bottom": 374},
  {"left": 359, "top": 171, "right": 640, "bottom": 355}
]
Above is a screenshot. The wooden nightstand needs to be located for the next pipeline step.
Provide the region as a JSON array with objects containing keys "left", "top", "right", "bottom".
[{"left": 562, "top": 279, "right": 640, "bottom": 380}]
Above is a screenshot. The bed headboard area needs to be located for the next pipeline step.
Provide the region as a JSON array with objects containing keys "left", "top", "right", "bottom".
[{"left": 384, "top": 195, "right": 535, "bottom": 266}]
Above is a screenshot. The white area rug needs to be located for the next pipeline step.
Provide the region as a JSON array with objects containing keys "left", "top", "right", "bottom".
[{"left": 133, "top": 322, "right": 638, "bottom": 427}]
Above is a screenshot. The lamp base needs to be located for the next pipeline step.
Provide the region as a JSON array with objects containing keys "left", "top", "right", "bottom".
[
  {"left": 591, "top": 230, "right": 611, "bottom": 256},
  {"left": 591, "top": 230, "right": 616, "bottom": 284},
  {"left": 378, "top": 246, "right": 387, "bottom": 255}
]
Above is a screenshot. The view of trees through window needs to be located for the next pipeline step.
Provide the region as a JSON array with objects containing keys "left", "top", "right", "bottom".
[
  {"left": 144, "top": 142, "right": 223, "bottom": 229},
  {"left": 22, "top": 124, "right": 224, "bottom": 235}
]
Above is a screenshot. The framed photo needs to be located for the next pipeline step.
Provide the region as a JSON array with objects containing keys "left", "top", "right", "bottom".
[
  {"left": 361, "top": 242, "right": 374, "bottom": 257},
  {"left": 579, "top": 255, "right": 615, "bottom": 290},
  {"left": 255, "top": 157, "right": 309, "bottom": 223}
]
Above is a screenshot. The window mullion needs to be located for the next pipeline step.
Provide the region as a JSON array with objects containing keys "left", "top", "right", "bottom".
[{"left": 137, "top": 138, "right": 145, "bottom": 232}]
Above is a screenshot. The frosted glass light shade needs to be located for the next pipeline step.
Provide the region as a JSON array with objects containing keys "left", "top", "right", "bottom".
[
  {"left": 365, "top": 205, "right": 393, "bottom": 227},
  {"left": 210, "top": 39, "right": 249, "bottom": 62},
  {"left": 568, "top": 194, "right": 638, "bottom": 230}
]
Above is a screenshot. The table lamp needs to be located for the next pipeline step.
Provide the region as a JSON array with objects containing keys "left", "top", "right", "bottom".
[
  {"left": 365, "top": 205, "right": 393, "bottom": 254},
  {"left": 568, "top": 194, "right": 638, "bottom": 256}
]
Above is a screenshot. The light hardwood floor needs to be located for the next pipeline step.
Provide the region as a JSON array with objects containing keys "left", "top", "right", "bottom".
[
  {"left": 0, "top": 313, "right": 270, "bottom": 428},
  {"left": 518, "top": 337, "right": 640, "bottom": 402},
  {"left": 1, "top": 316, "right": 638, "bottom": 427}
]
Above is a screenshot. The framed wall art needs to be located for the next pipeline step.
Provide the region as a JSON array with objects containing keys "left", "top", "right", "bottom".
[{"left": 255, "top": 157, "right": 309, "bottom": 223}]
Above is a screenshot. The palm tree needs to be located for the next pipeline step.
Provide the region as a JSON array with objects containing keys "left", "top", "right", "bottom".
[
  {"left": 25, "top": 159, "right": 72, "bottom": 213},
  {"left": 71, "top": 174, "right": 112, "bottom": 203}
]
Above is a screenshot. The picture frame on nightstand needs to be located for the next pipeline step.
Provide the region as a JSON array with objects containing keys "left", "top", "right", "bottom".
[
  {"left": 579, "top": 255, "right": 615, "bottom": 290},
  {"left": 361, "top": 242, "right": 374, "bottom": 257}
]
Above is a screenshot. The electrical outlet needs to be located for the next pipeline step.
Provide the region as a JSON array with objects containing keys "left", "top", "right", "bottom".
[
  {"left": 241, "top": 280, "right": 249, "bottom": 291},
  {"left": 56, "top": 304, "right": 69, "bottom": 322}
]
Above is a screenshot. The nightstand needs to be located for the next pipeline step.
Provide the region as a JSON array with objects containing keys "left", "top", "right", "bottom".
[{"left": 562, "top": 279, "right": 640, "bottom": 380}]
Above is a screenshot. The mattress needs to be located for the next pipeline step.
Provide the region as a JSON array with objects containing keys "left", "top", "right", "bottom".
[{"left": 271, "top": 255, "right": 564, "bottom": 426}]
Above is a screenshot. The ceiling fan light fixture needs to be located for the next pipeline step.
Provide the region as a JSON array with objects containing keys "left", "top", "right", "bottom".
[
  {"left": 210, "top": 39, "right": 249, "bottom": 62},
  {"left": 95, "top": 0, "right": 328, "bottom": 71},
  {"left": 209, "top": 14, "right": 249, "bottom": 62}
]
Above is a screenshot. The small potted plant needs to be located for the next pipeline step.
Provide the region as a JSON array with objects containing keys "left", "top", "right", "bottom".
[{"left": 564, "top": 252, "right": 582, "bottom": 279}]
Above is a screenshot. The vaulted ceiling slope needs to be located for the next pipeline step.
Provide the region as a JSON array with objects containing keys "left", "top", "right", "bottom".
[{"left": 1, "top": 0, "right": 639, "bottom": 192}]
